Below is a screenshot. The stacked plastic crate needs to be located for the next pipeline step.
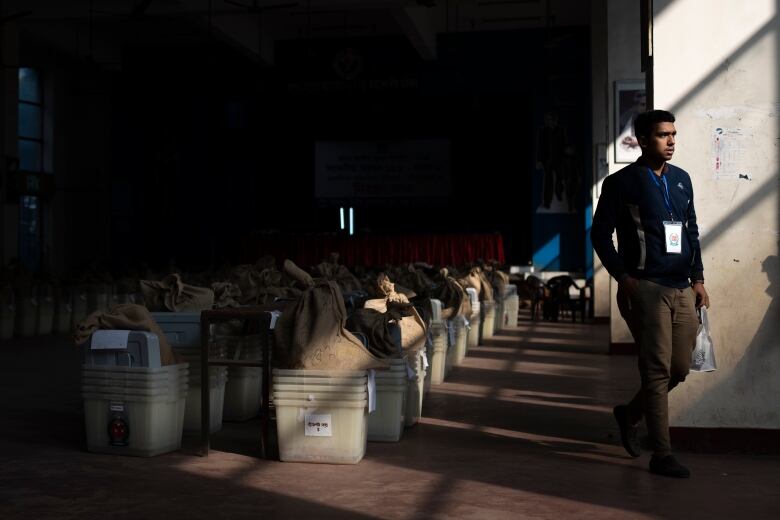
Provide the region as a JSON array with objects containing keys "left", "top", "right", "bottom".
[{"left": 81, "top": 330, "right": 188, "bottom": 457}]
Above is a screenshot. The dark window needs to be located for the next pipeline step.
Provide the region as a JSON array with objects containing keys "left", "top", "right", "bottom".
[{"left": 18, "top": 68, "right": 44, "bottom": 272}]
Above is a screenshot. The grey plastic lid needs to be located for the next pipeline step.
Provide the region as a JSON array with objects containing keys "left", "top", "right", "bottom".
[
  {"left": 273, "top": 368, "right": 368, "bottom": 377},
  {"left": 273, "top": 398, "right": 367, "bottom": 408}
]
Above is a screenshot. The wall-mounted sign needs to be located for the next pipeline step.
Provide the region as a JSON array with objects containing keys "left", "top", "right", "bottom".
[{"left": 315, "top": 140, "right": 451, "bottom": 199}]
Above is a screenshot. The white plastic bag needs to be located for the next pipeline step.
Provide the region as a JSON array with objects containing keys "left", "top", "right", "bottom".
[{"left": 691, "top": 307, "right": 717, "bottom": 372}]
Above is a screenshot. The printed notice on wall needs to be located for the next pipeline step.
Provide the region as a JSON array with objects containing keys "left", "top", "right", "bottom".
[
  {"left": 304, "top": 414, "right": 332, "bottom": 437},
  {"left": 712, "top": 128, "right": 751, "bottom": 180},
  {"left": 315, "top": 140, "right": 451, "bottom": 199}
]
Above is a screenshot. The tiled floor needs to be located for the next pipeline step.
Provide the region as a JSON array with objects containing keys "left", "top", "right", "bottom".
[{"left": 1, "top": 313, "right": 778, "bottom": 519}]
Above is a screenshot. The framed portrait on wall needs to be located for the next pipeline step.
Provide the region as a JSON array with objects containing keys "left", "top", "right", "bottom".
[{"left": 614, "top": 80, "right": 646, "bottom": 163}]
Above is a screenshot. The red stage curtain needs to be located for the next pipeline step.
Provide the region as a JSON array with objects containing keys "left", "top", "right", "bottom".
[{"left": 243, "top": 233, "right": 505, "bottom": 268}]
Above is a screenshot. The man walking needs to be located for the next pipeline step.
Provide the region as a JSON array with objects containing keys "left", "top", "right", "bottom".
[{"left": 591, "top": 110, "right": 710, "bottom": 478}]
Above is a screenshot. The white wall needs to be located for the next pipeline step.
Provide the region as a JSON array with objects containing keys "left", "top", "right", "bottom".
[{"left": 654, "top": 0, "right": 780, "bottom": 429}]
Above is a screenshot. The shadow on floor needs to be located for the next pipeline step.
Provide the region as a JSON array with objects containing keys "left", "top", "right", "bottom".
[{"left": 1, "top": 319, "right": 778, "bottom": 519}]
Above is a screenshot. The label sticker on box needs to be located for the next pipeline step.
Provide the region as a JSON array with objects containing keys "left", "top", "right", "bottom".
[
  {"left": 91, "top": 330, "right": 130, "bottom": 350},
  {"left": 304, "top": 414, "right": 332, "bottom": 437}
]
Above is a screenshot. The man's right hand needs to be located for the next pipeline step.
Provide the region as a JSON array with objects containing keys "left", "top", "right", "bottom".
[{"left": 618, "top": 275, "right": 640, "bottom": 300}]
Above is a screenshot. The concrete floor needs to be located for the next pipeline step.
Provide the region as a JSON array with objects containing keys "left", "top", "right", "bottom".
[{"left": 1, "top": 312, "right": 778, "bottom": 519}]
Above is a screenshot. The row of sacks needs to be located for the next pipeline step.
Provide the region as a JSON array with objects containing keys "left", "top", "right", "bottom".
[
  {"left": 272, "top": 261, "right": 426, "bottom": 457},
  {"left": 68, "top": 256, "right": 518, "bottom": 462},
  {"left": 269, "top": 258, "right": 520, "bottom": 372},
  {"left": 265, "top": 260, "right": 519, "bottom": 463},
  {"left": 0, "top": 284, "right": 142, "bottom": 340},
  {"left": 61, "top": 255, "right": 522, "bottom": 371},
  {"left": 70, "top": 264, "right": 425, "bottom": 461},
  {"left": 0, "top": 254, "right": 307, "bottom": 340},
  {"left": 0, "top": 255, "right": 323, "bottom": 339},
  {"left": 2, "top": 251, "right": 517, "bottom": 337}
]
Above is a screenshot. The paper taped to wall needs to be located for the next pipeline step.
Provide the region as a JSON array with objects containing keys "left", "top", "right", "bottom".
[{"left": 712, "top": 127, "right": 752, "bottom": 180}]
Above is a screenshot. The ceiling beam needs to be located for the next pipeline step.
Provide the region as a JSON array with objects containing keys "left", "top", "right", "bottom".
[
  {"left": 171, "top": 0, "right": 277, "bottom": 66},
  {"left": 131, "top": 0, "right": 154, "bottom": 18},
  {"left": 393, "top": 5, "right": 437, "bottom": 60},
  {"left": 210, "top": 12, "right": 275, "bottom": 66}
]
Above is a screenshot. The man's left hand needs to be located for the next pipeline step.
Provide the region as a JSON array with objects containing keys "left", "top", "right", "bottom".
[{"left": 693, "top": 283, "right": 710, "bottom": 309}]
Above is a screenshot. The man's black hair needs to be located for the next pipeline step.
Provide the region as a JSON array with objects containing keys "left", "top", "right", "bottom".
[{"left": 634, "top": 110, "right": 676, "bottom": 139}]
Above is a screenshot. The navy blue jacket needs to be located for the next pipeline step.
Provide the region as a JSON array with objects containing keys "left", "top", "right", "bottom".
[{"left": 591, "top": 161, "right": 704, "bottom": 288}]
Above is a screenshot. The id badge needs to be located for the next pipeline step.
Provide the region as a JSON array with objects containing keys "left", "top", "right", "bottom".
[{"left": 663, "top": 221, "right": 683, "bottom": 254}]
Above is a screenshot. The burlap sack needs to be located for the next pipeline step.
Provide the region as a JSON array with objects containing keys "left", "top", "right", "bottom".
[
  {"left": 397, "top": 264, "right": 433, "bottom": 296},
  {"left": 477, "top": 268, "right": 495, "bottom": 302},
  {"left": 274, "top": 282, "right": 388, "bottom": 370},
  {"left": 283, "top": 259, "right": 314, "bottom": 287},
  {"left": 432, "top": 270, "right": 470, "bottom": 320},
  {"left": 367, "top": 272, "right": 427, "bottom": 353},
  {"left": 73, "top": 303, "right": 180, "bottom": 366},
  {"left": 487, "top": 266, "right": 510, "bottom": 297},
  {"left": 140, "top": 273, "right": 214, "bottom": 312},
  {"left": 313, "top": 253, "right": 364, "bottom": 293},
  {"left": 454, "top": 278, "right": 472, "bottom": 318},
  {"left": 377, "top": 273, "right": 410, "bottom": 303},
  {"left": 232, "top": 263, "right": 302, "bottom": 305},
  {"left": 346, "top": 308, "right": 400, "bottom": 359},
  {"left": 457, "top": 270, "right": 482, "bottom": 300},
  {"left": 363, "top": 298, "right": 426, "bottom": 353},
  {"left": 231, "top": 265, "right": 263, "bottom": 305},
  {"left": 211, "top": 282, "right": 242, "bottom": 308},
  {"left": 273, "top": 260, "right": 387, "bottom": 370},
  {"left": 459, "top": 267, "right": 494, "bottom": 302}
]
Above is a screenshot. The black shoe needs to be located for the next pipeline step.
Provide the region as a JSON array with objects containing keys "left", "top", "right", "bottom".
[
  {"left": 613, "top": 405, "right": 641, "bottom": 457},
  {"left": 649, "top": 455, "right": 691, "bottom": 478}
]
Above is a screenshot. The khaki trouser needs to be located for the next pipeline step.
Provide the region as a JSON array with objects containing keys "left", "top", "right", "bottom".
[{"left": 617, "top": 279, "right": 699, "bottom": 457}]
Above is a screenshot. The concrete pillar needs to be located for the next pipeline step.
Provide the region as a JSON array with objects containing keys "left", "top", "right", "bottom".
[{"left": 654, "top": 0, "right": 779, "bottom": 436}]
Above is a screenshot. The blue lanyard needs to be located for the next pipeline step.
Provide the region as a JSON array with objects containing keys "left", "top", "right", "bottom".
[{"left": 647, "top": 168, "right": 675, "bottom": 219}]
